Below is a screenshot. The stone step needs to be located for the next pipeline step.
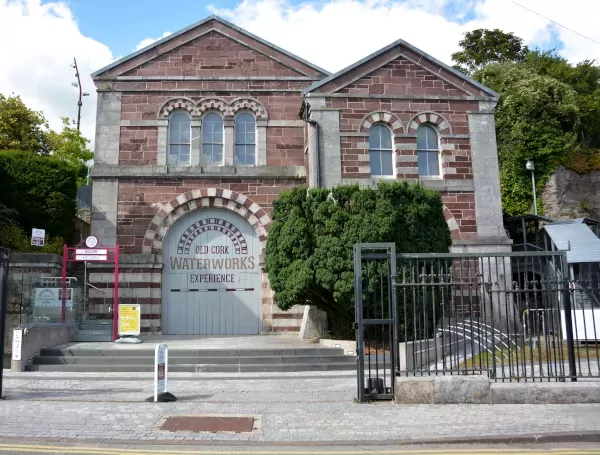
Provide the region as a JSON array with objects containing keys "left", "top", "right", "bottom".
[
  {"left": 39, "top": 348, "right": 345, "bottom": 357},
  {"left": 72, "top": 334, "right": 114, "bottom": 342},
  {"left": 78, "top": 324, "right": 113, "bottom": 331},
  {"left": 31, "top": 355, "right": 355, "bottom": 366},
  {"left": 25, "top": 362, "right": 357, "bottom": 373}
]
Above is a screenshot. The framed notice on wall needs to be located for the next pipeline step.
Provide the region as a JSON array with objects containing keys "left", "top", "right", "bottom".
[{"left": 118, "top": 304, "right": 141, "bottom": 336}]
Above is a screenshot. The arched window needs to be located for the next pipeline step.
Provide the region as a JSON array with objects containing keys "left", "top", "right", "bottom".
[
  {"left": 168, "top": 112, "right": 191, "bottom": 165},
  {"left": 417, "top": 124, "right": 440, "bottom": 176},
  {"left": 369, "top": 124, "right": 393, "bottom": 176},
  {"left": 202, "top": 113, "right": 223, "bottom": 164},
  {"left": 235, "top": 113, "right": 256, "bottom": 165}
]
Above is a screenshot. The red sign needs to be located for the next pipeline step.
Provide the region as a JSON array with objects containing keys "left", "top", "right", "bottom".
[{"left": 157, "top": 364, "right": 165, "bottom": 381}]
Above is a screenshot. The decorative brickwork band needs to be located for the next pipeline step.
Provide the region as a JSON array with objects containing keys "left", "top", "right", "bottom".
[
  {"left": 359, "top": 111, "right": 404, "bottom": 134},
  {"left": 443, "top": 204, "right": 461, "bottom": 240},
  {"left": 157, "top": 97, "right": 269, "bottom": 120},
  {"left": 158, "top": 97, "right": 198, "bottom": 118},
  {"left": 142, "top": 188, "right": 272, "bottom": 262},
  {"left": 408, "top": 112, "right": 453, "bottom": 135}
]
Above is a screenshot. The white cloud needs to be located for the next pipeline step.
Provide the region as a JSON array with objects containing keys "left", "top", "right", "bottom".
[
  {"left": 209, "top": 0, "right": 600, "bottom": 73},
  {"left": 0, "top": 0, "right": 113, "bottom": 150},
  {"left": 135, "top": 31, "right": 172, "bottom": 51}
]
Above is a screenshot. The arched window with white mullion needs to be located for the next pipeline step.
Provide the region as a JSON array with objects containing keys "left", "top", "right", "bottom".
[
  {"left": 235, "top": 113, "right": 256, "bottom": 165},
  {"left": 417, "top": 124, "right": 440, "bottom": 177},
  {"left": 168, "top": 112, "right": 191, "bottom": 165},
  {"left": 369, "top": 124, "right": 394, "bottom": 176},
  {"left": 202, "top": 112, "right": 224, "bottom": 164}
]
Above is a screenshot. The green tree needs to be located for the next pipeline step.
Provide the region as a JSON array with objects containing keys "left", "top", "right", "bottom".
[
  {"left": 265, "top": 182, "right": 452, "bottom": 338},
  {"left": 451, "top": 29, "right": 529, "bottom": 76},
  {"left": 477, "top": 64, "right": 580, "bottom": 215},
  {"left": 46, "top": 117, "right": 93, "bottom": 185},
  {"left": 0, "top": 203, "right": 17, "bottom": 247},
  {"left": 0, "top": 93, "right": 50, "bottom": 154},
  {"left": 0, "top": 150, "right": 77, "bottom": 240}
]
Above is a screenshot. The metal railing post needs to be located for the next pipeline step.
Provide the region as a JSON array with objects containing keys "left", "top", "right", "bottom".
[
  {"left": 0, "top": 248, "right": 10, "bottom": 398},
  {"left": 561, "top": 254, "right": 578, "bottom": 381}
]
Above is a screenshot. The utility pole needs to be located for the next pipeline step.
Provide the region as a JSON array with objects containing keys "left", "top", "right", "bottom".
[
  {"left": 71, "top": 57, "right": 89, "bottom": 132},
  {"left": 73, "top": 57, "right": 83, "bottom": 131}
]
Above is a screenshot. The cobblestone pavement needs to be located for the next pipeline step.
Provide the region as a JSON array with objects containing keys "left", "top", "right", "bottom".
[{"left": 1, "top": 374, "right": 599, "bottom": 444}]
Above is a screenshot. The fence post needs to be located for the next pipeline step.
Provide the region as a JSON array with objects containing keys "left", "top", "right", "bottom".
[
  {"left": 561, "top": 254, "right": 578, "bottom": 382},
  {"left": 0, "top": 247, "right": 10, "bottom": 398}
]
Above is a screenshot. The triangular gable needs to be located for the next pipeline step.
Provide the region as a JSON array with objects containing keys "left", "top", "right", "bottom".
[
  {"left": 92, "top": 15, "right": 329, "bottom": 79},
  {"left": 303, "top": 38, "right": 498, "bottom": 98}
]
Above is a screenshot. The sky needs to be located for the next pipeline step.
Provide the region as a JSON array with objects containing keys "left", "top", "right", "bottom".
[{"left": 1, "top": 0, "right": 599, "bottom": 150}]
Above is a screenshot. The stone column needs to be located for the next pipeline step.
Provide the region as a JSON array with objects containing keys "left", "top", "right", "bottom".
[
  {"left": 256, "top": 120, "right": 267, "bottom": 166},
  {"left": 468, "top": 101, "right": 506, "bottom": 239},
  {"left": 190, "top": 119, "right": 202, "bottom": 166},
  {"left": 224, "top": 119, "right": 234, "bottom": 166},
  {"left": 156, "top": 119, "right": 168, "bottom": 165},
  {"left": 309, "top": 108, "right": 342, "bottom": 188},
  {"left": 91, "top": 91, "right": 121, "bottom": 245}
]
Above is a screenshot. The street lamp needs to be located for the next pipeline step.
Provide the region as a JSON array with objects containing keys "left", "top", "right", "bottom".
[{"left": 526, "top": 160, "right": 537, "bottom": 216}]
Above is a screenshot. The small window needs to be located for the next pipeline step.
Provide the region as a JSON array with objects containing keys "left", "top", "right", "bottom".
[
  {"left": 168, "top": 112, "right": 191, "bottom": 165},
  {"left": 369, "top": 124, "right": 393, "bottom": 176},
  {"left": 235, "top": 113, "right": 256, "bottom": 165},
  {"left": 417, "top": 124, "right": 440, "bottom": 176},
  {"left": 202, "top": 113, "right": 223, "bottom": 164}
]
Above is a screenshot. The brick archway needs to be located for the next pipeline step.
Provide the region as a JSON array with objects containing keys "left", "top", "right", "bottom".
[
  {"left": 142, "top": 188, "right": 272, "bottom": 262},
  {"left": 408, "top": 111, "right": 453, "bottom": 135},
  {"left": 358, "top": 111, "right": 404, "bottom": 134},
  {"left": 443, "top": 204, "right": 461, "bottom": 240}
]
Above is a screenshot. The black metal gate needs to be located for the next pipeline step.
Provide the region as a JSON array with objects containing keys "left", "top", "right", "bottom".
[
  {"left": 0, "top": 247, "right": 10, "bottom": 397},
  {"left": 353, "top": 243, "right": 398, "bottom": 401},
  {"left": 354, "top": 243, "right": 600, "bottom": 402}
]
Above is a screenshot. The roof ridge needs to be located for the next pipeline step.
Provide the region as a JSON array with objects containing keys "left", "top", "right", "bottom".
[
  {"left": 91, "top": 15, "right": 330, "bottom": 78},
  {"left": 302, "top": 37, "right": 499, "bottom": 98}
]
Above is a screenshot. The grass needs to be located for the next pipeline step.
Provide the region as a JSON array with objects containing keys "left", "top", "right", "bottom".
[{"left": 459, "top": 337, "right": 599, "bottom": 370}]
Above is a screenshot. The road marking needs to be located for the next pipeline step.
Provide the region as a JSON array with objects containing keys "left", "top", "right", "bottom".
[{"left": 0, "top": 443, "right": 599, "bottom": 455}]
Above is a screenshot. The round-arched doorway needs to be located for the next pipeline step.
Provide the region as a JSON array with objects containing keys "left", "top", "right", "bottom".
[{"left": 161, "top": 208, "right": 261, "bottom": 335}]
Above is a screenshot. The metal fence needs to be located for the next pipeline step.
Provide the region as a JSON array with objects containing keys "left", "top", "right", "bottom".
[{"left": 354, "top": 243, "right": 600, "bottom": 401}]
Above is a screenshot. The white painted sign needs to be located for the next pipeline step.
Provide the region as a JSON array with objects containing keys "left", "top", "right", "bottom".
[
  {"left": 85, "top": 235, "right": 99, "bottom": 248},
  {"left": 154, "top": 344, "right": 168, "bottom": 401},
  {"left": 31, "top": 228, "right": 45, "bottom": 247},
  {"left": 33, "top": 288, "right": 74, "bottom": 308},
  {"left": 75, "top": 249, "right": 108, "bottom": 256},
  {"left": 75, "top": 254, "right": 108, "bottom": 261},
  {"left": 12, "top": 329, "right": 23, "bottom": 361}
]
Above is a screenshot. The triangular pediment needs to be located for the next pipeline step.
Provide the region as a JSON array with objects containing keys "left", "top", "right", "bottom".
[
  {"left": 93, "top": 16, "right": 328, "bottom": 80},
  {"left": 303, "top": 39, "right": 497, "bottom": 98}
]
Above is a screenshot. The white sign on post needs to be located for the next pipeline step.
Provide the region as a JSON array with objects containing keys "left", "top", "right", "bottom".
[
  {"left": 154, "top": 344, "right": 168, "bottom": 401},
  {"left": 31, "top": 228, "right": 45, "bottom": 247},
  {"left": 12, "top": 329, "right": 23, "bottom": 361}
]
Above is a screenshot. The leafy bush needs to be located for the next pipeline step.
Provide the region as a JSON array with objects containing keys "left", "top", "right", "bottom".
[
  {"left": 6, "top": 225, "right": 63, "bottom": 254},
  {"left": 265, "top": 181, "right": 452, "bottom": 338},
  {"left": 0, "top": 150, "right": 77, "bottom": 240}
]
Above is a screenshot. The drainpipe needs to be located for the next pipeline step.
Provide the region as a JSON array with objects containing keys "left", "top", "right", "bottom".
[{"left": 307, "top": 118, "right": 320, "bottom": 188}]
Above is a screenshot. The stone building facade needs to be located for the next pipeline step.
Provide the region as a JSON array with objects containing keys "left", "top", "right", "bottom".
[{"left": 89, "top": 15, "right": 508, "bottom": 335}]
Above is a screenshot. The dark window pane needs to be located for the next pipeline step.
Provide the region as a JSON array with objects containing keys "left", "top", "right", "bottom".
[
  {"left": 417, "top": 124, "right": 438, "bottom": 150},
  {"left": 418, "top": 150, "right": 428, "bottom": 175},
  {"left": 236, "top": 144, "right": 255, "bottom": 165},
  {"left": 169, "top": 113, "right": 190, "bottom": 145},
  {"left": 370, "top": 150, "right": 382, "bottom": 175},
  {"left": 202, "top": 113, "right": 223, "bottom": 144},
  {"left": 381, "top": 151, "right": 393, "bottom": 175}
]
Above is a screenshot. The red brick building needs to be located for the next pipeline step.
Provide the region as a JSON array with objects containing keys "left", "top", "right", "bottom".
[{"left": 90, "top": 15, "right": 508, "bottom": 335}]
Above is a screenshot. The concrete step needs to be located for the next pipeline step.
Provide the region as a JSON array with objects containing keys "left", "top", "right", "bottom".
[
  {"left": 39, "top": 348, "right": 345, "bottom": 357},
  {"left": 31, "top": 355, "right": 356, "bottom": 366},
  {"left": 72, "top": 334, "right": 114, "bottom": 342},
  {"left": 78, "top": 325, "right": 113, "bottom": 331},
  {"left": 25, "top": 362, "right": 357, "bottom": 373}
]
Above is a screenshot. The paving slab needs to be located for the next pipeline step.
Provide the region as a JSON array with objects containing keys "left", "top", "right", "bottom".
[{"left": 1, "top": 375, "right": 600, "bottom": 444}]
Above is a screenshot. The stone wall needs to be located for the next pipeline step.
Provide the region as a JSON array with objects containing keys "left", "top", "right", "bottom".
[
  {"left": 4, "top": 253, "right": 63, "bottom": 356},
  {"left": 542, "top": 166, "right": 600, "bottom": 220}
]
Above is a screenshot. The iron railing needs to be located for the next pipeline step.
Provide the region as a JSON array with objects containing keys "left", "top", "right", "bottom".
[{"left": 353, "top": 244, "right": 600, "bottom": 401}]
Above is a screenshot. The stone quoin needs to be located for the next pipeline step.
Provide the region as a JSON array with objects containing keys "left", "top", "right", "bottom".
[{"left": 88, "top": 15, "right": 509, "bottom": 335}]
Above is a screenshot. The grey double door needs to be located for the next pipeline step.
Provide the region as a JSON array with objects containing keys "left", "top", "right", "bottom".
[{"left": 162, "top": 208, "right": 261, "bottom": 335}]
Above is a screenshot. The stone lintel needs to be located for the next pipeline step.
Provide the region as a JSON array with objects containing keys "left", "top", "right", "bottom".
[{"left": 91, "top": 165, "right": 307, "bottom": 179}]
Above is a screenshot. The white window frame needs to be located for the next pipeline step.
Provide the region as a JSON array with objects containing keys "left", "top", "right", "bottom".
[
  {"left": 167, "top": 111, "right": 191, "bottom": 166},
  {"left": 369, "top": 123, "right": 395, "bottom": 178},
  {"left": 201, "top": 112, "right": 225, "bottom": 166},
  {"left": 234, "top": 112, "right": 257, "bottom": 166},
  {"left": 416, "top": 123, "right": 441, "bottom": 178}
]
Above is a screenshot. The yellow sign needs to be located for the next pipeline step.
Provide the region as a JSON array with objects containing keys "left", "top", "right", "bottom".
[{"left": 118, "top": 304, "right": 141, "bottom": 336}]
